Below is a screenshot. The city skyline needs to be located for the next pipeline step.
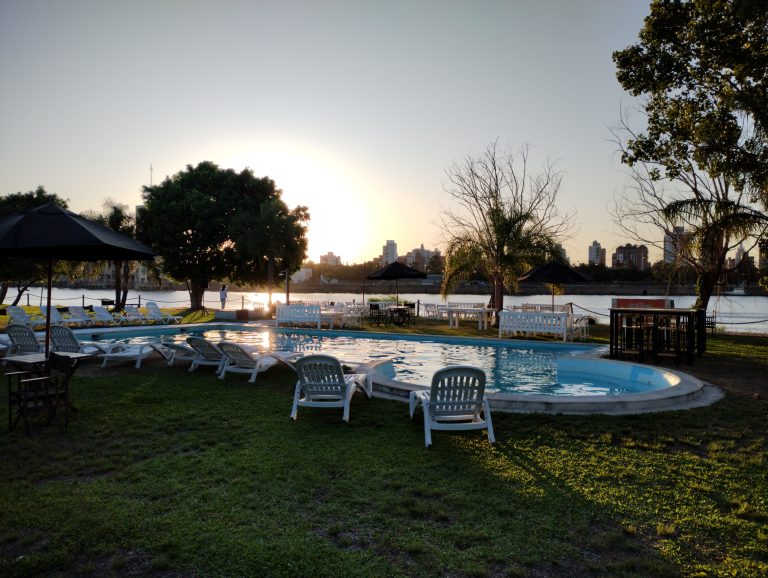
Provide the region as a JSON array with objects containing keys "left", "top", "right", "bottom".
[{"left": 1, "top": 1, "right": 656, "bottom": 263}]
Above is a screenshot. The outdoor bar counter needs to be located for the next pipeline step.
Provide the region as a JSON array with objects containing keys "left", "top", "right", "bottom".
[{"left": 609, "top": 307, "right": 707, "bottom": 365}]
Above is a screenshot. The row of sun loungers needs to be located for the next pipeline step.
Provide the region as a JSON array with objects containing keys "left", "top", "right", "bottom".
[
  {"left": 3, "top": 323, "right": 495, "bottom": 445},
  {"left": 6, "top": 303, "right": 182, "bottom": 328}
]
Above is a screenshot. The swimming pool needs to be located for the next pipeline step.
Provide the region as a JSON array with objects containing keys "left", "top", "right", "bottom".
[{"left": 87, "top": 324, "right": 674, "bottom": 397}]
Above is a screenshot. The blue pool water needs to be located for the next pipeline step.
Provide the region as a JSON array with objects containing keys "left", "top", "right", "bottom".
[{"left": 90, "top": 326, "right": 660, "bottom": 396}]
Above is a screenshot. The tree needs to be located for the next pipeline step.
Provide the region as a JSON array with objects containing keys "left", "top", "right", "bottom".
[
  {"left": 613, "top": 0, "right": 768, "bottom": 309},
  {"left": 0, "top": 187, "right": 69, "bottom": 304},
  {"left": 439, "top": 142, "right": 574, "bottom": 316},
  {"left": 229, "top": 197, "right": 309, "bottom": 305},
  {"left": 83, "top": 200, "right": 138, "bottom": 310},
  {"left": 139, "top": 162, "right": 309, "bottom": 309}
]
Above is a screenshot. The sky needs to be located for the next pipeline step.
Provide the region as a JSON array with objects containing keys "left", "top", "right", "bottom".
[{"left": 0, "top": 0, "right": 654, "bottom": 264}]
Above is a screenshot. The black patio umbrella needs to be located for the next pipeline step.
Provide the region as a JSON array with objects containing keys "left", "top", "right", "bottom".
[
  {"left": 518, "top": 261, "right": 590, "bottom": 309},
  {"left": 0, "top": 202, "right": 157, "bottom": 354},
  {"left": 366, "top": 261, "right": 426, "bottom": 305}
]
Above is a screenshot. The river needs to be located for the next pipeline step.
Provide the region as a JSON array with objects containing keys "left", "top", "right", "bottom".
[{"left": 7, "top": 287, "right": 768, "bottom": 335}]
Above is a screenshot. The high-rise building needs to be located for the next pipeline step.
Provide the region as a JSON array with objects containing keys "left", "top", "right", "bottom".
[
  {"left": 612, "top": 244, "right": 649, "bottom": 271},
  {"left": 381, "top": 240, "right": 397, "bottom": 266},
  {"left": 663, "top": 226, "right": 686, "bottom": 264},
  {"left": 404, "top": 244, "right": 438, "bottom": 271},
  {"left": 319, "top": 252, "right": 342, "bottom": 266},
  {"left": 588, "top": 241, "right": 605, "bottom": 266},
  {"left": 735, "top": 243, "right": 746, "bottom": 265},
  {"left": 553, "top": 244, "right": 569, "bottom": 264}
]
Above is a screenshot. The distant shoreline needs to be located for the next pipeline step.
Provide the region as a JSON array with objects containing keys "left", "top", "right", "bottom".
[
  {"left": 54, "top": 281, "right": 765, "bottom": 298},
  {"left": 280, "top": 281, "right": 765, "bottom": 297}
]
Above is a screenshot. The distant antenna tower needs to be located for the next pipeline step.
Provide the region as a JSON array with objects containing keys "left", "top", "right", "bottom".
[{"left": 149, "top": 164, "right": 153, "bottom": 186}]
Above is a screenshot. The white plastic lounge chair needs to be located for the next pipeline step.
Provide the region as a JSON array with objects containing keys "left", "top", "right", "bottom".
[
  {"left": 122, "top": 305, "right": 152, "bottom": 324},
  {"left": 217, "top": 341, "right": 302, "bottom": 384},
  {"left": 290, "top": 354, "right": 372, "bottom": 423},
  {"left": 92, "top": 306, "right": 123, "bottom": 326},
  {"left": 5, "top": 324, "right": 43, "bottom": 355},
  {"left": 185, "top": 336, "right": 226, "bottom": 373},
  {"left": 217, "top": 341, "right": 276, "bottom": 383},
  {"left": 6, "top": 306, "right": 45, "bottom": 329},
  {"left": 41, "top": 306, "right": 84, "bottom": 328},
  {"left": 409, "top": 365, "right": 495, "bottom": 448},
  {"left": 49, "top": 325, "right": 108, "bottom": 355},
  {"left": 100, "top": 342, "right": 168, "bottom": 369},
  {"left": 161, "top": 342, "right": 197, "bottom": 367},
  {"left": 145, "top": 302, "right": 182, "bottom": 324},
  {"left": 67, "top": 306, "right": 95, "bottom": 327}
]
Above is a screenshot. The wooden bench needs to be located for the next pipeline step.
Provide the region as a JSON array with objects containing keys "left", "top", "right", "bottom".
[
  {"left": 275, "top": 304, "right": 322, "bottom": 329},
  {"left": 499, "top": 311, "right": 570, "bottom": 341}
]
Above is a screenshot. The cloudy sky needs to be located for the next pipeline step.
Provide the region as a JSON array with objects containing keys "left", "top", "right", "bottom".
[{"left": 0, "top": 0, "right": 652, "bottom": 263}]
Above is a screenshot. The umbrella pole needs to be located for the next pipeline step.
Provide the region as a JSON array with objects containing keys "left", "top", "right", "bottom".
[{"left": 45, "top": 258, "right": 52, "bottom": 356}]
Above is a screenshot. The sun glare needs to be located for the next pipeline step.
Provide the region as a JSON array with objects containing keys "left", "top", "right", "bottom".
[{"left": 222, "top": 142, "right": 378, "bottom": 263}]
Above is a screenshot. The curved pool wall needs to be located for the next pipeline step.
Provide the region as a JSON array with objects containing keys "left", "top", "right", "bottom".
[
  {"left": 366, "top": 355, "right": 710, "bottom": 415},
  {"left": 40, "top": 322, "right": 714, "bottom": 415}
]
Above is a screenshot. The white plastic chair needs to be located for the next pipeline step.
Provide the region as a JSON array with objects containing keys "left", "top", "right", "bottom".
[
  {"left": 67, "top": 306, "right": 95, "bottom": 327},
  {"left": 409, "top": 365, "right": 495, "bottom": 448},
  {"left": 5, "top": 324, "right": 43, "bottom": 355},
  {"left": 218, "top": 341, "right": 276, "bottom": 383},
  {"left": 41, "top": 306, "right": 84, "bottom": 328},
  {"left": 162, "top": 342, "right": 197, "bottom": 367},
  {"left": 122, "top": 305, "right": 151, "bottom": 324},
  {"left": 6, "top": 306, "right": 45, "bottom": 329},
  {"left": 92, "top": 306, "right": 123, "bottom": 326},
  {"left": 290, "top": 354, "right": 372, "bottom": 423},
  {"left": 146, "top": 302, "right": 182, "bottom": 324},
  {"left": 100, "top": 342, "right": 168, "bottom": 369},
  {"left": 49, "top": 325, "right": 107, "bottom": 355},
  {"left": 185, "top": 336, "right": 226, "bottom": 373}
]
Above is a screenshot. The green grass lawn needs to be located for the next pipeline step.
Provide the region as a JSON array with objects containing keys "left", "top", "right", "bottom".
[{"left": 0, "top": 322, "right": 766, "bottom": 577}]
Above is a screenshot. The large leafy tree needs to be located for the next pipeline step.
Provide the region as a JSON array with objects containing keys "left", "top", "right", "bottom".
[
  {"left": 613, "top": 0, "right": 768, "bottom": 308},
  {"left": 82, "top": 200, "right": 139, "bottom": 310},
  {"left": 139, "top": 162, "right": 309, "bottom": 309},
  {"left": 0, "top": 187, "right": 69, "bottom": 304},
  {"left": 230, "top": 197, "right": 309, "bottom": 305},
  {"left": 440, "top": 142, "right": 573, "bottom": 317}
]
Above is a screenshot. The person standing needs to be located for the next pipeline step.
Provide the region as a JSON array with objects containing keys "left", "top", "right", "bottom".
[{"left": 219, "top": 284, "right": 228, "bottom": 309}]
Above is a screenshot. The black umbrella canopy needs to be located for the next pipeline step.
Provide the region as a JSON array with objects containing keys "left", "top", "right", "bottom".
[
  {"left": 518, "top": 261, "right": 590, "bottom": 285},
  {"left": 518, "top": 261, "right": 590, "bottom": 309},
  {"left": 0, "top": 202, "right": 157, "bottom": 355},
  {"left": 366, "top": 261, "right": 427, "bottom": 281},
  {"left": 0, "top": 202, "right": 157, "bottom": 261},
  {"left": 366, "top": 261, "right": 426, "bottom": 305}
]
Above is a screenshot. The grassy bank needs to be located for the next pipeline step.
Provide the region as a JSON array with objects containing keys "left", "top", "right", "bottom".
[{"left": 0, "top": 323, "right": 766, "bottom": 576}]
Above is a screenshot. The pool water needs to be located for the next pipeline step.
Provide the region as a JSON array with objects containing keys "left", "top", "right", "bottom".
[{"left": 92, "top": 326, "right": 659, "bottom": 396}]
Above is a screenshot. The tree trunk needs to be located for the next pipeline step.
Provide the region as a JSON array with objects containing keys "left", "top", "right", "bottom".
[
  {"left": 118, "top": 261, "right": 131, "bottom": 309},
  {"left": 490, "top": 274, "right": 505, "bottom": 326},
  {"left": 11, "top": 284, "right": 30, "bottom": 306},
  {"left": 113, "top": 261, "right": 123, "bottom": 308},
  {"left": 694, "top": 271, "right": 716, "bottom": 310},
  {"left": 188, "top": 283, "right": 206, "bottom": 310}
]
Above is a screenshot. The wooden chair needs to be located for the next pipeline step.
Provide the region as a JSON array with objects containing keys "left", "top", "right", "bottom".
[
  {"left": 409, "top": 365, "right": 495, "bottom": 448},
  {"left": 8, "top": 352, "right": 79, "bottom": 435},
  {"left": 290, "top": 354, "right": 372, "bottom": 423},
  {"left": 368, "top": 303, "right": 388, "bottom": 326}
]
